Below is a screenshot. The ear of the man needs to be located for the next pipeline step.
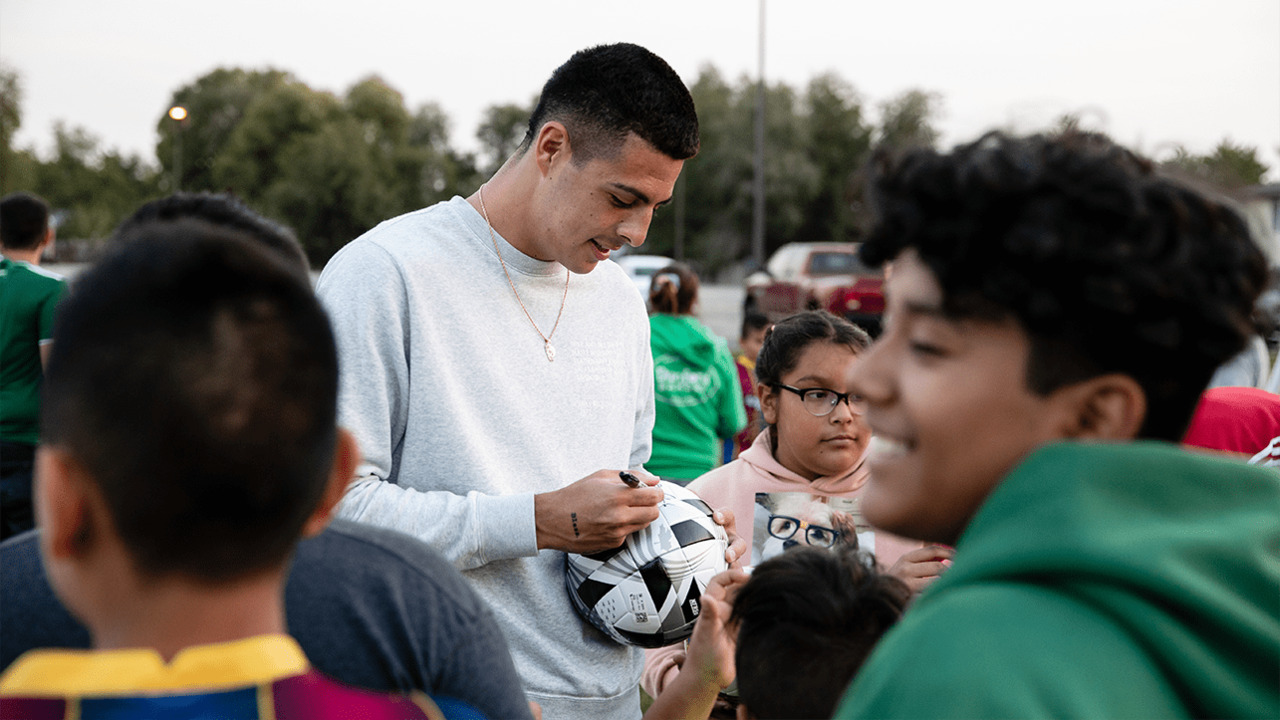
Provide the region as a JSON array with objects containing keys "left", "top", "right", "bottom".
[
  {"left": 1057, "top": 373, "right": 1148, "bottom": 441},
  {"left": 301, "top": 428, "right": 361, "bottom": 537},
  {"left": 736, "top": 700, "right": 754, "bottom": 720},
  {"left": 534, "top": 121, "right": 569, "bottom": 176},
  {"left": 36, "top": 447, "right": 97, "bottom": 560}
]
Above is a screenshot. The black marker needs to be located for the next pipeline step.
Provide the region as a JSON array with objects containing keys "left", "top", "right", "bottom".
[{"left": 619, "top": 471, "right": 643, "bottom": 488}]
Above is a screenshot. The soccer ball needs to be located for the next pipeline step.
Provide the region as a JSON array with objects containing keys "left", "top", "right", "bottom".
[{"left": 565, "top": 480, "right": 729, "bottom": 648}]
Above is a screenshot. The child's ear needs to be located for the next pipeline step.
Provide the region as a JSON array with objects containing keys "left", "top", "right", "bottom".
[
  {"left": 758, "top": 383, "right": 778, "bottom": 426},
  {"left": 301, "top": 429, "right": 361, "bottom": 537},
  {"left": 36, "top": 447, "right": 97, "bottom": 560},
  {"left": 1058, "top": 374, "right": 1147, "bottom": 441}
]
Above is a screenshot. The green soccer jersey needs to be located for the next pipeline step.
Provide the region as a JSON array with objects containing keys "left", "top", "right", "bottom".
[{"left": 0, "top": 256, "right": 67, "bottom": 445}]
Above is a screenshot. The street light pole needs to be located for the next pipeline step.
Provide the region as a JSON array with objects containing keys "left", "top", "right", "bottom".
[
  {"left": 752, "top": 0, "right": 766, "bottom": 270},
  {"left": 168, "top": 106, "right": 187, "bottom": 192}
]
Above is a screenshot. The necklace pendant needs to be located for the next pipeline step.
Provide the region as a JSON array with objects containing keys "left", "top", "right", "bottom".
[{"left": 544, "top": 340, "right": 556, "bottom": 362}]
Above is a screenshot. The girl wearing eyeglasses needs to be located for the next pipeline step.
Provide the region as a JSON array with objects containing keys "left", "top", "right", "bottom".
[{"left": 641, "top": 310, "right": 951, "bottom": 702}]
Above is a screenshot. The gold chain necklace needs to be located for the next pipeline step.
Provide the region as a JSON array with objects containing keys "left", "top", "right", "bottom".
[{"left": 478, "top": 185, "right": 569, "bottom": 362}]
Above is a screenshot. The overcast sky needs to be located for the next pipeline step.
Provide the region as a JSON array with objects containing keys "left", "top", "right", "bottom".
[{"left": 4, "top": 0, "right": 1278, "bottom": 179}]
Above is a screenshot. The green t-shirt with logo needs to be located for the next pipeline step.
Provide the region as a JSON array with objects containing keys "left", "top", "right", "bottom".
[
  {"left": 0, "top": 256, "right": 67, "bottom": 445},
  {"left": 647, "top": 313, "right": 747, "bottom": 480}
]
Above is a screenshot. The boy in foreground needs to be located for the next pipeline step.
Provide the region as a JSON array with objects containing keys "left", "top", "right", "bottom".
[
  {"left": 0, "top": 192, "right": 531, "bottom": 719},
  {"left": 0, "top": 222, "right": 477, "bottom": 718},
  {"left": 836, "top": 131, "right": 1279, "bottom": 718}
]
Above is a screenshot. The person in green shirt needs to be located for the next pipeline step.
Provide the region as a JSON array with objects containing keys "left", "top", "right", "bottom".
[
  {"left": 1, "top": 192, "right": 67, "bottom": 540},
  {"left": 647, "top": 262, "right": 747, "bottom": 481},
  {"left": 835, "top": 131, "right": 1279, "bottom": 719}
]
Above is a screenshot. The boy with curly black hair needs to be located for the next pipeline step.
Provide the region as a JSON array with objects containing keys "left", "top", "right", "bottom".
[{"left": 836, "top": 131, "right": 1279, "bottom": 718}]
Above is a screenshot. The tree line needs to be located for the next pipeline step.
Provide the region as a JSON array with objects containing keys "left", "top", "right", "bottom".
[{"left": 1, "top": 62, "right": 1270, "bottom": 272}]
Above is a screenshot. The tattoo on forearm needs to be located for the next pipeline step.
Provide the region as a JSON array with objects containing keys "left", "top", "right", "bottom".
[{"left": 571, "top": 512, "right": 580, "bottom": 538}]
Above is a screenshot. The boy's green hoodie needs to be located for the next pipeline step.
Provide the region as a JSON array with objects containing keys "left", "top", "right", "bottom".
[
  {"left": 647, "top": 313, "right": 746, "bottom": 480},
  {"left": 838, "top": 441, "right": 1280, "bottom": 719}
]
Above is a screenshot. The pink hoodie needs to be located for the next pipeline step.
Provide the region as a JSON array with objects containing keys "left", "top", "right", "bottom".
[{"left": 640, "top": 429, "right": 919, "bottom": 698}]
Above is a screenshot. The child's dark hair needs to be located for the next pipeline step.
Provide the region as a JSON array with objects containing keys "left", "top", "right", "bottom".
[
  {"left": 755, "top": 310, "right": 871, "bottom": 390},
  {"left": 862, "top": 131, "right": 1267, "bottom": 441},
  {"left": 116, "top": 192, "right": 309, "bottom": 280},
  {"left": 741, "top": 311, "right": 771, "bottom": 340},
  {"left": 523, "top": 43, "right": 699, "bottom": 163},
  {"left": 649, "top": 262, "right": 700, "bottom": 315},
  {"left": 732, "top": 546, "right": 910, "bottom": 719},
  {"left": 41, "top": 220, "right": 338, "bottom": 583}
]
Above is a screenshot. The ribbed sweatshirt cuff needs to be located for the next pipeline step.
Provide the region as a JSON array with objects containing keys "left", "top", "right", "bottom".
[{"left": 475, "top": 491, "right": 539, "bottom": 562}]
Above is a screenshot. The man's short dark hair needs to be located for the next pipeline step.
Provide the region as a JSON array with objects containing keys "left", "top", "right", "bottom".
[
  {"left": 523, "top": 42, "right": 699, "bottom": 163},
  {"left": 41, "top": 220, "right": 338, "bottom": 583},
  {"left": 0, "top": 192, "right": 51, "bottom": 251},
  {"left": 861, "top": 131, "right": 1267, "bottom": 441},
  {"left": 732, "top": 546, "right": 910, "bottom": 719},
  {"left": 116, "top": 192, "right": 309, "bottom": 280}
]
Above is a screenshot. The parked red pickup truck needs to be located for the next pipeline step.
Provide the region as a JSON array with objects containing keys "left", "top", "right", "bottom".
[{"left": 743, "top": 242, "right": 884, "bottom": 335}]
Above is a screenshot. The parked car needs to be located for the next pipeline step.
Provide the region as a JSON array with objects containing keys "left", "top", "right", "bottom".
[
  {"left": 743, "top": 242, "right": 884, "bottom": 334},
  {"left": 614, "top": 254, "right": 673, "bottom": 298}
]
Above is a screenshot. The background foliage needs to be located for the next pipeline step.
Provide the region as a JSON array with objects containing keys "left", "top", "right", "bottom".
[{"left": 1, "top": 61, "right": 1270, "bottom": 271}]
